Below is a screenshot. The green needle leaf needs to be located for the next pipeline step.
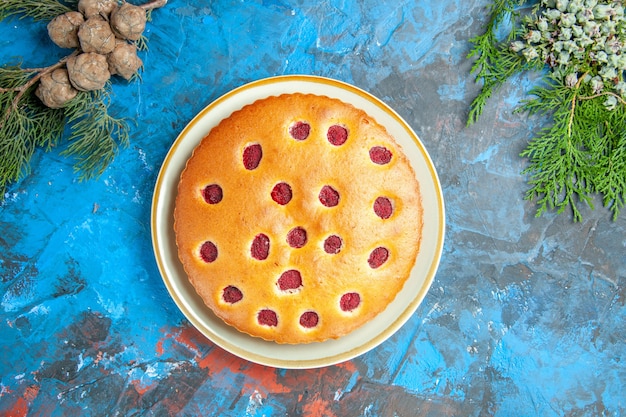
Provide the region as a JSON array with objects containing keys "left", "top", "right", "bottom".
[{"left": 467, "top": 0, "right": 626, "bottom": 221}]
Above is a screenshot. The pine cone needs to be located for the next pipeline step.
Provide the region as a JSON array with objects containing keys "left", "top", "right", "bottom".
[
  {"left": 108, "top": 41, "right": 143, "bottom": 80},
  {"left": 78, "top": 0, "right": 118, "bottom": 18},
  {"left": 110, "top": 3, "right": 147, "bottom": 41},
  {"left": 66, "top": 52, "right": 111, "bottom": 91},
  {"left": 78, "top": 16, "right": 117, "bottom": 54},
  {"left": 35, "top": 68, "right": 79, "bottom": 108},
  {"left": 47, "top": 11, "right": 85, "bottom": 49}
]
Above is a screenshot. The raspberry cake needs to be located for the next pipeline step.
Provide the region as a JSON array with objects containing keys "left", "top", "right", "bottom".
[{"left": 174, "top": 93, "right": 422, "bottom": 344}]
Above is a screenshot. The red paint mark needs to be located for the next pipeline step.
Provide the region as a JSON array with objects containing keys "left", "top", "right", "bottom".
[
  {"left": 7, "top": 385, "right": 40, "bottom": 417},
  {"left": 173, "top": 326, "right": 203, "bottom": 357},
  {"left": 301, "top": 393, "right": 338, "bottom": 417},
  {"left": 241, "top": 369, "right": 291, "bottom": 397},
  {"left": 7, "top": 397, "right": 28, "bottom": 417},
  {"left": 130, "top": 379, "right": 155, "bottom": 396},
  {"left": 153, "top": 324, "right": 362, "bottom": 412},
  {"left": 23, "top": 385, "right": 39, "bottom": 402},
  {"left": 155, "top": 336, "right": 165, "bottom": 356}
]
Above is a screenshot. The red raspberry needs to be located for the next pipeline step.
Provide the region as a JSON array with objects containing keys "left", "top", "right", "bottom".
[
  {"left": 199, "top": 241, "right": 218, "bottom": 263},
  {"left": 222, "top": 286, "right": 243, "bottom": 303},
  {"left": 289, "top": 121, "right": 311, "bottom": 140},
  {"left": 251, "top": 233, "right": 270, "bottom": 260},
  {"left": 202, "top": 184, "right": 223, "bottom": 204},
  {"left": 287, "top": 227, "right": 307, "bottom": 248},
  {"left": 340, "top": 292, "right": 360, "bottom": 312},
  {"left": 373, "top": 196, "right": 393, "bottom": 219},
  {"left": 323, "top": 235, "right": 342, "bottom": 254},
  {"left": 271, "top": 182, "right": 292, "bottom": 205},
  {"left": 327, "top": 125, "right": 348, "bottom": 146},
  {"left": 299, "top": 311, "right": 319, "bottom": 328},
  {"left": 257, "top": 309, "right": 278, "bottom": 327},
  {"left": 243, "top": 143, "right": 262, "bottom": 170},
  {"left": 368, "top": 247, "right": 389, "bottom": 268},
  {"left": 319, "top": 185, "right": 339, "bottom": 207},
  {"left": 369, "top": 146, "right": 392, "bottom": 164},
  {"left": 278, "top": 269, "right": 302, "bottom": 291}
]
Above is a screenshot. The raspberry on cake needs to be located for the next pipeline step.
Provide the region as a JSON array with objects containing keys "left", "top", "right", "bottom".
[{"left": 174, "top": 93, "right": 422, "bottom": 344}]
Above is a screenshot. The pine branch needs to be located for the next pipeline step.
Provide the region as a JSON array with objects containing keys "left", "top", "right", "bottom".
[
  {"left": 0, "top": 0, "right": 73, "bottom": 22},
  {"left": 0, "top": 0, "right": 167, "bottom": 200},
  {"left": 0, "top": 53, "right": 77, "bottom": 131},
  {"left": 520, "top": 81, "right": 626, "bottom": 221},
  {"left": 467, "top": 45, "right": 529, "bottom": 125},
  {"left": 466, "top": 0, "right": 529, "bottom": 125},
  {"left": 520, "top": 95, "right": 593, "bottom": 222},
  {"left": 467, "top": 0, "right": 626, "bottom": 221},
  {"left": 0, "top": 79, "right": 66, "bottom": 194},
  {"left": 62, "top": 87, "right": 129, "bottom": 179},
  {"left": 588, "top": 109, "right": 626, "bottom": 221}
]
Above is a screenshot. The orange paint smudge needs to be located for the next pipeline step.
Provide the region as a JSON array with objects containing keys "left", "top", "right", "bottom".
[
  {"left": 301, "top": 392, "right": 338, "bottom": 417},
  {"left": 337, "top": 360, "right": 357, "bottom": 374},
  {"left": 156, "top": 322, "right": 361, "bottom": 413},
  {"left": 6, "top": 397, "right": 28, "bottom": 417},
  {"left": 173, "top": 326, "right": 205, "bottom": 359},
  {"left": 196, "top": 344, "right": 242, "bottom": 373},
  {"left": 130, "top": 379, "right": 155, "bottom": 396},
  {"left": 241, "top": 367, "right": 291, "bottom": 397},
  {"left": 6, "top": 385, "right": 40, "bottom": 417},
  {"left": 155, "top": 326, "right": 170, "bottom": 356},
  {"left": 155, "top": 325, "right": 204, "bottom": 360},
  {"left": 167, "top": 325, "right": 295, "bottom": 396},
  {"left": 23, "top": 385, "right": 39, "bottom": 402}
]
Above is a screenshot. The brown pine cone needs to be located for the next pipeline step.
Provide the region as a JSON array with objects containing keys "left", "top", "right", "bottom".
[
  {"left": 66, "top": 52, "right": 111, "bottom": 91},
  {"left": 35, "top": 68, "right": 79, "bottom": 108}
]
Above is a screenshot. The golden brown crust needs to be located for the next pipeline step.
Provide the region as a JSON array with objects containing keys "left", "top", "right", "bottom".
[{"left": 174, "top": 93, "right": 422, "bottom": 344}]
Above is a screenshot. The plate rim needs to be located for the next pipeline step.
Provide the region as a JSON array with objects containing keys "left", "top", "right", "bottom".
[{"left": 151, "top": 74, "right": 445, "bottom": 368}]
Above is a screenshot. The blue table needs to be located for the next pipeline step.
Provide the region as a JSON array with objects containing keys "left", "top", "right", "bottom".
[{"left": 1, "top": 1, "right": 624, "bottom": 415}]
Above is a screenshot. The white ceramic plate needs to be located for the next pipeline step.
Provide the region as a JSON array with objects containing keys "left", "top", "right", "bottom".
[{"left": 151, "top": 75, "right": 445, "bottom": 369}]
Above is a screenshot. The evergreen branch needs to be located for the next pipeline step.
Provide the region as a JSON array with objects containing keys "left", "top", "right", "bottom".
[
  {"left": 0, "top": 52, "right": 77, "bottom": 131},
  {"left": 521, "top": 83, "right": 626, "bottom": 221},
  {"left": 467, "top": 0, "right": 626, "bottom": 220},
  {"left": 0, "top": 66, "right": 35, "bottom": 90},
  {"left": 0, "top": 0, "right": 166, "bottom": 200},
  {"left": 0, "top": 106, "right": 37, "bottom": 193},
  {"left": 467, "top": 45, "right": 529, "bottom": 125},
  {"left": 590, "top": 111, "right": 626, "bottom": 221},
  {"left": 0, "top": 79, "right": 66, "bottom": 196},
  {"left": 578, "top": 92, "right": 626, "bottom": 106},
  {"left": 140, "top": 0, "right": 168, "bottom": 11},
  {"left": 0, "top": 0, "right": 72, "bottom": 22},
  {"left": 518, "top": 76, "right": 570, "bottom": 115},
  {"left": 466, "top": 0, "right": 529, "bottom": 125},
  {"left": 62, "top": 87, "right": 130, "bottom": 179}
]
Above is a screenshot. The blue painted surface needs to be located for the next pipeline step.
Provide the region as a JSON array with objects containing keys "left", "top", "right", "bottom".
[{"left": 1, "top": 1, "right": 625, "bottom": 416}]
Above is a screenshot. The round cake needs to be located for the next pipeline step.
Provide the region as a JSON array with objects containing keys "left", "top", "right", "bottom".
[{"left": 174, "top": 93, "right": 423, "bottom": 344}]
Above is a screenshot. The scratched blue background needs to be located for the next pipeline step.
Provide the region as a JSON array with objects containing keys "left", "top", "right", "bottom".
[{"left": 1, "top": 0, "right": 625, "bottom": 416}]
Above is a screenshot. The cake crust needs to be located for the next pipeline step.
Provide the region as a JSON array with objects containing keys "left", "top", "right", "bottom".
[{"left": 174, "top": 93, "right": 422, "bottom": 344}]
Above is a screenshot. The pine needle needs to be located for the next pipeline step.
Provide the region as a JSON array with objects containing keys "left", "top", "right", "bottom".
[
  {"left": 0, "top": 0, "right": 74, "bottom": 22},
  {"left": 0, "top": 0, "right": 162, "bottom": 200},
  {"left": 62, "top": 87, "right": 129, "bottom": 180},
  {"left": 467, "top": 0, "right": 626, "bottom": 221}
]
